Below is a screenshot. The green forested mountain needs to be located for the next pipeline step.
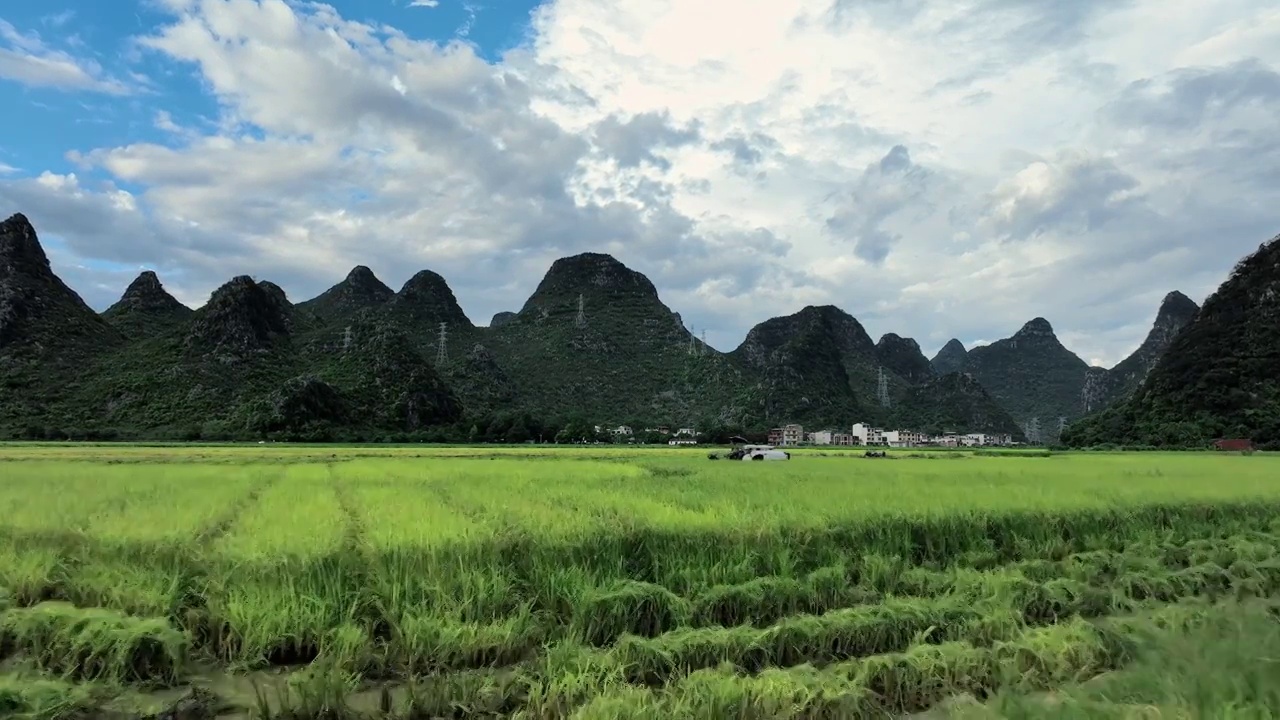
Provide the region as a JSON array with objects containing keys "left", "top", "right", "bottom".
[
  {"left": 891, "top": 372, "right": 1025, "bottom": 437},
  {"left": 729, "top": 305, "right": 885, "bottom": 427},
  {"left": 103, "top": 270, "right": 193, "bottom": 336},
  {"left": 956, "top": 317, "right": 1091, "bottom": 435},
  {"left": 875, "top": 333, "right": 935, "bottom": 385},
  {"left": 1064, "top": 234, "right": 1280, "bottom": 449},
  {"left": 1093, "top": 291, "right": 1200, "bottom": 406},
  {"left": 486, "top": 253, "right": 758, "bottom": 427},
  {"left": 930, "top": 338, "right": 968, "bottom": 375},
  {"left": 1, "top": 212, "right": 1259, "bottom": 443}
]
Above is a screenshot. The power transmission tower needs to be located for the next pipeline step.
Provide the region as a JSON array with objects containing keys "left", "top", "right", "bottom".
[
  {"left": 575, "top": 294, "right": 586, "bottom": 328},
  {"left": 700, "top": 329, "right": 707, "bottom": 356},
  {"left": 435, "top": 322, "right": 448, "bottom": 365},
  {"left": 341, "top": 325, "right": 353, "bottom": 351},
  {"left": 688, "top": 326, "right": 697, "bottom": 355},
  {"left": 877, "top": 367, "right": 890, "bottom": 407}
]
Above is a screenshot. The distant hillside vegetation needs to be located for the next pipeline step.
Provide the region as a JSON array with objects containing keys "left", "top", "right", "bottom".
[
  {"left": 0, "top": 211, "right": 1249, "bottom": 443},
  {"left": 1064, "top": 233, "right": 1280, "bottom": 449}
]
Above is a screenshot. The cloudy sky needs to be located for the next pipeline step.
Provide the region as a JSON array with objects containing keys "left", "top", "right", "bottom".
[{"left": 1, "top": 0, "right": 1277, "bottom": 365}]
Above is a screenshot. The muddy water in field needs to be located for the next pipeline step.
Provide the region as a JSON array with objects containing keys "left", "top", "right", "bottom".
[{"left": 0, "top": 659, "right": 410, "bottom": 719}]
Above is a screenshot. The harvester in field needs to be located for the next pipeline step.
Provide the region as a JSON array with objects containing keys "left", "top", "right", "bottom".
[{"left": 707, "top": 436, "right": 791, "bottom": 461}]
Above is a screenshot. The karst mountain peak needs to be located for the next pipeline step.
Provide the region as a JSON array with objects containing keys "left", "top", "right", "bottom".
[{"left": 0, "top": 212, "right": 1262, "bottom": 443}]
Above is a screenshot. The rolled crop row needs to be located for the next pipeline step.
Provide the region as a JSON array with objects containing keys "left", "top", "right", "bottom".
[
  {"left": 0, "top": 601, "right": 186, "bottom": 685},
  {"left": 379, "top": 612, "right": 546, "bottom": 676},
  {"left": 689, "top": 566, "right": 879, "bottom": 629},
  {"left": 611, "top": 596, "right": 983, "bottom": 684},
  {"left": 573, "top": 580, "right": 690, "bottom": 647},
  {"left": 576, "top": 619, "right": 1120, "bottom": 718},
  {"left": 0, "top": 675, "right": 101, "bottom": 718}
]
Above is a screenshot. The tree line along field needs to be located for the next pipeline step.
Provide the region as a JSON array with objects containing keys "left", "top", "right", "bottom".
[{"left": 2, "top": 446, "right": 1280, "bottom": 718}]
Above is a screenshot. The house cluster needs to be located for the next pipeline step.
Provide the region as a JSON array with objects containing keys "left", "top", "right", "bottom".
[
  {"left": 767, "top": 423, "right": 1013, "bottom": 448},
  {"left": 597, "top": 425, "right": 700, "bottom": 445}
]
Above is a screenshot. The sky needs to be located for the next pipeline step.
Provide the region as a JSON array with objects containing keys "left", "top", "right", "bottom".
[{"left": 1, "top": 0, "right": 1277, "bottom": 366}]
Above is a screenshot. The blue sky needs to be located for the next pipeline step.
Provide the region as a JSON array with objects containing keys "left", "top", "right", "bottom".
[
  {"left": 1, "top": 0, "right": 1278, "bottom": 366},
  {"left": 1, "top": 0, "right": 539, "bottom": 179}
]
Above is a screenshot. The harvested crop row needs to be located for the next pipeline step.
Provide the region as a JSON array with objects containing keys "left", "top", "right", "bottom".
[
  {"left": 245, "top": 599, "right": 1278, "bottom": 719},
  {"left": 219, "top": 528, "right": 1280, "bottom": 677},
  {"left": 603, "top": 550, "right": 1280, "bottom": 688},
  {"left": 0, "top": 674, "right": 100, "bottom": 720},
  {"left": 568, "top": 531, "right": 1280, "bottom": 648},
  {"left": 568, "top": 619, "right": 1122, "bottom": 719},
  {"left": 0, "top": 601, "right": 186, "bottom": 686},
  {"left": 366, "top": 609, "right": 547, "bottom": 677},
  {"left": 612, "top": 595, "right": 984, "bottom": 685}
]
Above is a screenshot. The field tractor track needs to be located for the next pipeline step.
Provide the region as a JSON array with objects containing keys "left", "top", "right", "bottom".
[
  {"left": 328, "top": 463, "right": 367, "bottom": 552},
  {"left": 192, "top": 472, "right": 281, "bottom": 549}
]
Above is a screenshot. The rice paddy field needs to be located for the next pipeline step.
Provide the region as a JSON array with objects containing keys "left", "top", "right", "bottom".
[{"left": 3, "top": 444, "right": 1280, "bottom": 718}]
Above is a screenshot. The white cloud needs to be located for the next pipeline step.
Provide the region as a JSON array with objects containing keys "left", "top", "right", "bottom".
[
  {"left": 2, "top": 0, "right": 1279, "bottom": 367},
  {"left": 0, "top": 19, "right": 133, "bottom": 94},
  {"left": 408, "top": 0, "right": 439, "bottom": 7}
]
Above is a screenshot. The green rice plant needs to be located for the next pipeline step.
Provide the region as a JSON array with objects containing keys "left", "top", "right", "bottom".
[
  {"left": 0, "top": 602, "right": 187, "bottom": 685},
  {"left": 56, "top": 555, "right": 192, "bottom": 619},
  {"left": 380, "top": 609, "right": 546, "bottom": 676},
  {"left": 0, "top": 544, "right": 62, "bottom": 606},
  {"left": 319, "top": 622, "right": 375, "bottom": 674},
  {"left": 585, "top": 617, "right": 1124, "bottom": 719},
  {"left": 521, "top": 641, "right": 630, "bottom": 718},
  {"left": 688, "top": 565, "right": 877, "bottom": 629},
  {"left": 201, "top": 558, "right": 362, "bottom": 668},
  {"left": 396, "top": 667, "right": 529, "bottom": 718},
  {"left": 572, "top": 580, "right": 690, "bottom": 647},
  {"left": 204, "top": 466, "right": 359, "bottom": 667},
  {"left": 3, "top": 445, "right": 1280, "bottom": 715},
  {"left": 573, "top": 662, "right": 882, "bottom": 719},
  {"left": 252, "top": 661, "right": 361, "bottom": 719},
  {"left": 854, "top": 640, "right": 997, "bottom": 714},
  {"left": 612, "top": 595, "right": 980, "bottom": 684},
  {"left": 0, "top": 674, "right": 102, "bottom": 720}
]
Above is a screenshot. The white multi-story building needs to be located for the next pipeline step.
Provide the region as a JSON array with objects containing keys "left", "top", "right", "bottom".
[
  {"left": 851, "top": 423, "right": 887, "bottom": 446},
  {"left": 781, "top": 424, "right": 804, "bottom": 446},
  {"left": 883, "top": 429, "right": 928, "bottom": 447},
  {"left": 811, "top": 430, "right": 834, "bottom": 445}
]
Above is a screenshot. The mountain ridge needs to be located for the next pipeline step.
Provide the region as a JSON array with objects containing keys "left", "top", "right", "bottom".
[
  {"left": 0, "top": 212, "right": 1237, "bottom": 442},
  {"left": 1064, "top": 233, "right": 1280, "bottom": 449}
]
